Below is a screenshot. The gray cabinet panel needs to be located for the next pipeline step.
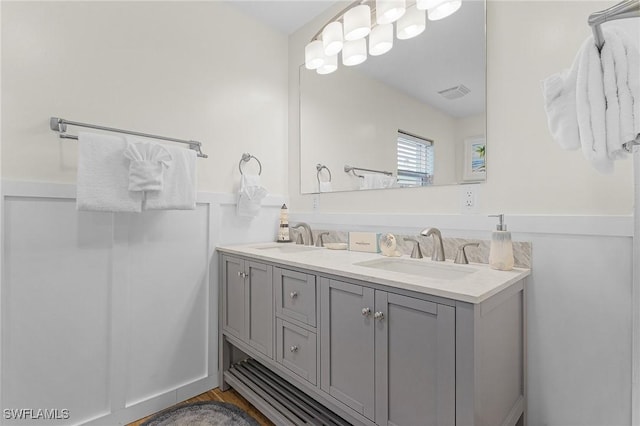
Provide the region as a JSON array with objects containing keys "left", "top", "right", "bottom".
[
  {"left": 321, "top": 278, "right": 375, "bottom": 420},
  {"left": 246, "top": 261, "right": 273, "bottom": 358},
  {"left": 222, "top": 255, "right": 245, "bottom": 340},
  {"left": 276, "top": 319, "right": 317, "bottom": 385},
  {"left": 275, "top": 268, "right": 317, "bottom": 327},
  {"left": 375, "top": 292, "right": 455, "bottom": 426}
]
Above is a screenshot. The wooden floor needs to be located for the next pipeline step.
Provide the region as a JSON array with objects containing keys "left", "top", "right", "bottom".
[{"left": 127, "top": 388, "right": 274, "bottom": 426}]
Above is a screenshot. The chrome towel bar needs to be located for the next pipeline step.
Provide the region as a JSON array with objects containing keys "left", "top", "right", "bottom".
[{"left": 49, "top": 116, "right": 208, "bottom": 158}]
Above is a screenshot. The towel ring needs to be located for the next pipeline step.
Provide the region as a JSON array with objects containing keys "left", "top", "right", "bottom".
[
  {"left": 316, "top": 164, "right": 332, "bottom": 185},
  {"left": 239, "top": 153, "right": 262, "bottom": 175}
]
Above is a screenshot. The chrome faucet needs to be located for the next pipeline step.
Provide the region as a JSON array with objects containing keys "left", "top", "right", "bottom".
[
  {"left": 420, "top": 227, "right": 445, "bottom": 261},
  {"left": 291, "top": 223, "right": 314, "bottom": 246}
]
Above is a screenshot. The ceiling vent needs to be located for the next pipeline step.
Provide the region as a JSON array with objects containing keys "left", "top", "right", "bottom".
[{"left": 438, "top": 84, "right": 470, "bottom": 100}]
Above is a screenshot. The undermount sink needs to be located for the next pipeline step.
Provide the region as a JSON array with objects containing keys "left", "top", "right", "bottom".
[
  {"left": 354, "top": 258, "right": 477, "bottom": 281},
  {"left": 255, "top": 244, "right": 321, "bottom": 254}
]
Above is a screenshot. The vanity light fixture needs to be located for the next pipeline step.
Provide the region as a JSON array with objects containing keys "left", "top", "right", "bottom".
[{"left": 304, "top": 0, "right": 461, "bottom": 74}]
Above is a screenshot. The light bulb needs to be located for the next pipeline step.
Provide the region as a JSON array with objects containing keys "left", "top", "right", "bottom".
[
  {"left": 342, "top": 38, "right": 367, "bottom": 66},
  {"left": 375, "top": 0, "right": 406, "bottom": 24},
  {"left": 317, "top": 54, "right": 338, "bottom": 75},
  {"left": 427, "top": 0, "right": 462, "bottom": 20},
  {"left": 344, "top": 5, "right": 371, "bottom": 41},
  {"left": 322, "top": 21, "right": 344, "bottom": 56},
  {"left": 369, "top": 24, "right": 393, "bottom": 56},
  {"left": 304, "top": 40, "right": 325, "bottom": 70},
  {"left": 396, "top": 6, "right": 426, "bottom": 40}
]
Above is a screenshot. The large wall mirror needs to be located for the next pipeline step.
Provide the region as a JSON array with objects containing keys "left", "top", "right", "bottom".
[{"left": 299, "top": 0, "right": 486, "bottom": 194}]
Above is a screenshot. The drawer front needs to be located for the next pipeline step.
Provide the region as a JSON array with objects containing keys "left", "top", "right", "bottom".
[
  {"left": 275, "top": 268, "right": 317, "bottom": 327},
  {"left": 276, "top": 319, "right": 317, "bottom": 385}
]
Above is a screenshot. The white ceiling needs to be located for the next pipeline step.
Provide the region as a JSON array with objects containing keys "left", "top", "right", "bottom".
[
  {"left": 226, "top": 0, "right": 485, "bottom": 118},
  {"left": 225, "top": 1, "right": 340, "bottom": 35}
]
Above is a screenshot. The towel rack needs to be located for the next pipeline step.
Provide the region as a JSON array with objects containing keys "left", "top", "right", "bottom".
[
  {"left": 49, "top": 116, "right": 208, "bottom": 158},
  {"left": 239, "top": 153, "right": 262, "bottom": 175},
  {"left": 316, "top": 164, "right": 332, "bottom": 185},
  {"left": 588, "top": 0, "right": 640, "bottom": 50},
  {"left": 344, "top": 164, "right": 393, "bottom": 179}
]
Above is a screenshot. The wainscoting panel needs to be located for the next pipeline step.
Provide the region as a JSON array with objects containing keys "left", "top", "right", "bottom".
[
  {"left": 2, "top": 197, "right": 113, "bottom": 425},
  {"left": 124, "top": 206, "right": 211, "bottom": 407},
  {"left": 0, "top": 182, "right": 285, "bottom": 426}
]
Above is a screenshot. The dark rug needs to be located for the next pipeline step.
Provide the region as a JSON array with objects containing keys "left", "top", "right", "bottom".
[{"left": 141, "top": 401, "right": 260, "bottom": 426}]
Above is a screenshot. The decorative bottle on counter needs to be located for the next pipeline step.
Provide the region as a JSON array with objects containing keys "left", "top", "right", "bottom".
[
  {"left": 277, "top": 204, "right": 291, "bottom": 242},
  {"left": 488, "top": 214, "right": 514, "bottom": 271}
]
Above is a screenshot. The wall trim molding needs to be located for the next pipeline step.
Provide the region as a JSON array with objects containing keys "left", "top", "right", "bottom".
[{"left": 288, "top": 212, "right": 634, "bottom": 238}]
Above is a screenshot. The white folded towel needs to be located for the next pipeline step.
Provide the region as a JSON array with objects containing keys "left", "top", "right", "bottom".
[
  {"left": 123, "top": 139, "right": 172, "bottom": 192},
  {"left": 319, "top": 181, "right": 333, "bottom": 192},
  {"left": 237, "top": 174, "right": 268, "bottom": 218},
  {"left": 601, "top": 29, "right": 640, "bottom": 157},
  {"left": 543, "top": 30, "right": 639, "bottom": 174},
  {"left": 144, "top": 145, "right": 196, "bottom": 210},
  {"left": 576, "top": 34, "right": 613, "bottom": 173},
  {"left": 360, "top": 173, "right": 396, "bottom": 190},
  {"left": 76, "top": 132, "right": 143, "bottom": 212}
]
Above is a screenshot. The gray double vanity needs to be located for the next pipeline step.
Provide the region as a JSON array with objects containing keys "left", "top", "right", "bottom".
[{"left": 217, "top": 242, "right": 530, "bottom": 426}]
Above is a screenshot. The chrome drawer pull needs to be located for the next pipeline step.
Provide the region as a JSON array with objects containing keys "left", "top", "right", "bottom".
[
  {"left": 362, "top": 307, "right": 371, "bottom": 316},
  {"left": 374, "top": 311, "right": 385, "bottom": 321},
  {"left": 290, "top": 345, "right": 299, "bottom": 353},
  {"left": 290, "top": 291, "right": 298, "bottom": 299}
]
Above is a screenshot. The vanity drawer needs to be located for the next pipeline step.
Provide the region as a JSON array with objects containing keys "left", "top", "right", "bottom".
[
  {"left": 276, "top": 319, "right": 317, "bottom": 385},
  {"left": 275, "top": 268, "right": 317, "bottom": 327}
]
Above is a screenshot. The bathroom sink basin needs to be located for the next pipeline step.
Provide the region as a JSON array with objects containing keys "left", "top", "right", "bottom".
[
  {"left": 255, "top": 244, "right": 321, "bottom": 254},
  {"left": 354, "top": 258, "right": 477, "bottom": 280}
]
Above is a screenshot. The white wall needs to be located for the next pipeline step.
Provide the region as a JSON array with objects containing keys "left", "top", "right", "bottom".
[
  {"left": 300, "top": 64, "right": 458, "bottom": 193},
  {"left": 1, "top": 1, "right": 289, "bottom": 195},
  {"left": 289, "top": 1, "right": 635, "bottom": 215}
]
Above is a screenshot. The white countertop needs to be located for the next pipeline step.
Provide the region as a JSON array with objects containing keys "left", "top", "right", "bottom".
[{"left": 217, "top": 242, "right": 530, "bottom": 304}]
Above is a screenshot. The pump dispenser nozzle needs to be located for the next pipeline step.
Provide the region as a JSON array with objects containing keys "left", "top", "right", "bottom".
[{"left": 489, "top": 214, "right": 507, "bottom": 231}]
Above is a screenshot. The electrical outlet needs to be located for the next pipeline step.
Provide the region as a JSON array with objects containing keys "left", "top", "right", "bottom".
[
  {"left": 460, "top": 185, "right": 478, "bottom": 213},
  {"left": 312, "top": 194, "right": 320, "bottom": 211}
]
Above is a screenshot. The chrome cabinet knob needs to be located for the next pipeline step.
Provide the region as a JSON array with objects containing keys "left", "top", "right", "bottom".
[
  {"left": 237, "top": 271, "right": 242, "bottom": 277},
  {"left": 362, "top": 307, "right": 371, "bottom": 316},
  {"left": 374, "top": 311, "right": 385, "bottom": 321},
  {"left": 290, "top": 291, "right": 298, "bottom": 299},
  {"left": 290, "top": 345, "right": 299, "bottom": 353}
]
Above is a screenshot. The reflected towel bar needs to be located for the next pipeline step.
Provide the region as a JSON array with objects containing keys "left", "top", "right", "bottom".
[
  {"left": 344, "top": 164, "right": 393, "bottom": 178},
  {"left": 316, "top": 164, "right": 332, "bottom": 185},
  {"left": 49, "top": 116, "right": 208, "bottom": 158}
]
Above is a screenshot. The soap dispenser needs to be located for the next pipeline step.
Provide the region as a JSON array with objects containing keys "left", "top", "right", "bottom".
[{"left": 488, "top": 214, "right": 514, "bottom": 271}]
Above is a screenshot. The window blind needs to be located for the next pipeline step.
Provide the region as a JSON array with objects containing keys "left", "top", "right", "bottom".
[{"left": 396, "top": 131, "right": 434, "bottom": 186}]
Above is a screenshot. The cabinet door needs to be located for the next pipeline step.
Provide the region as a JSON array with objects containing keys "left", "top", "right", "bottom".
[
  {"left": 245, "top": 261, "right": 273, "bottom": 358},
  {"left": 320, "top": 278, "right": 375, "bottom": 420},
  {"left": 222, "top": 255, "right": 245, "bottom": 341},
  {"left": 375, "top": 292, "right": 455, "bottom": 426}
]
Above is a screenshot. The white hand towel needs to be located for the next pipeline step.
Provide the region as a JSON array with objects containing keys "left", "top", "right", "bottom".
[
  {"left": 237, "top": 174, "right": 268, "bottom": 218},
  {"left": 76, "top": 132, "right": 143, "bottom": 212},
  {"left": 319, "top": 181, "right": 333, "bottom": 192},
  {"left": 144, "top": 145, "right": 196, "bottom": 210},
  {"left": 123, "top": 139, "right": 172, "bottom": 192},
  {"left": 542, "top": 43, "right": 582, "bottom": 150}
]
